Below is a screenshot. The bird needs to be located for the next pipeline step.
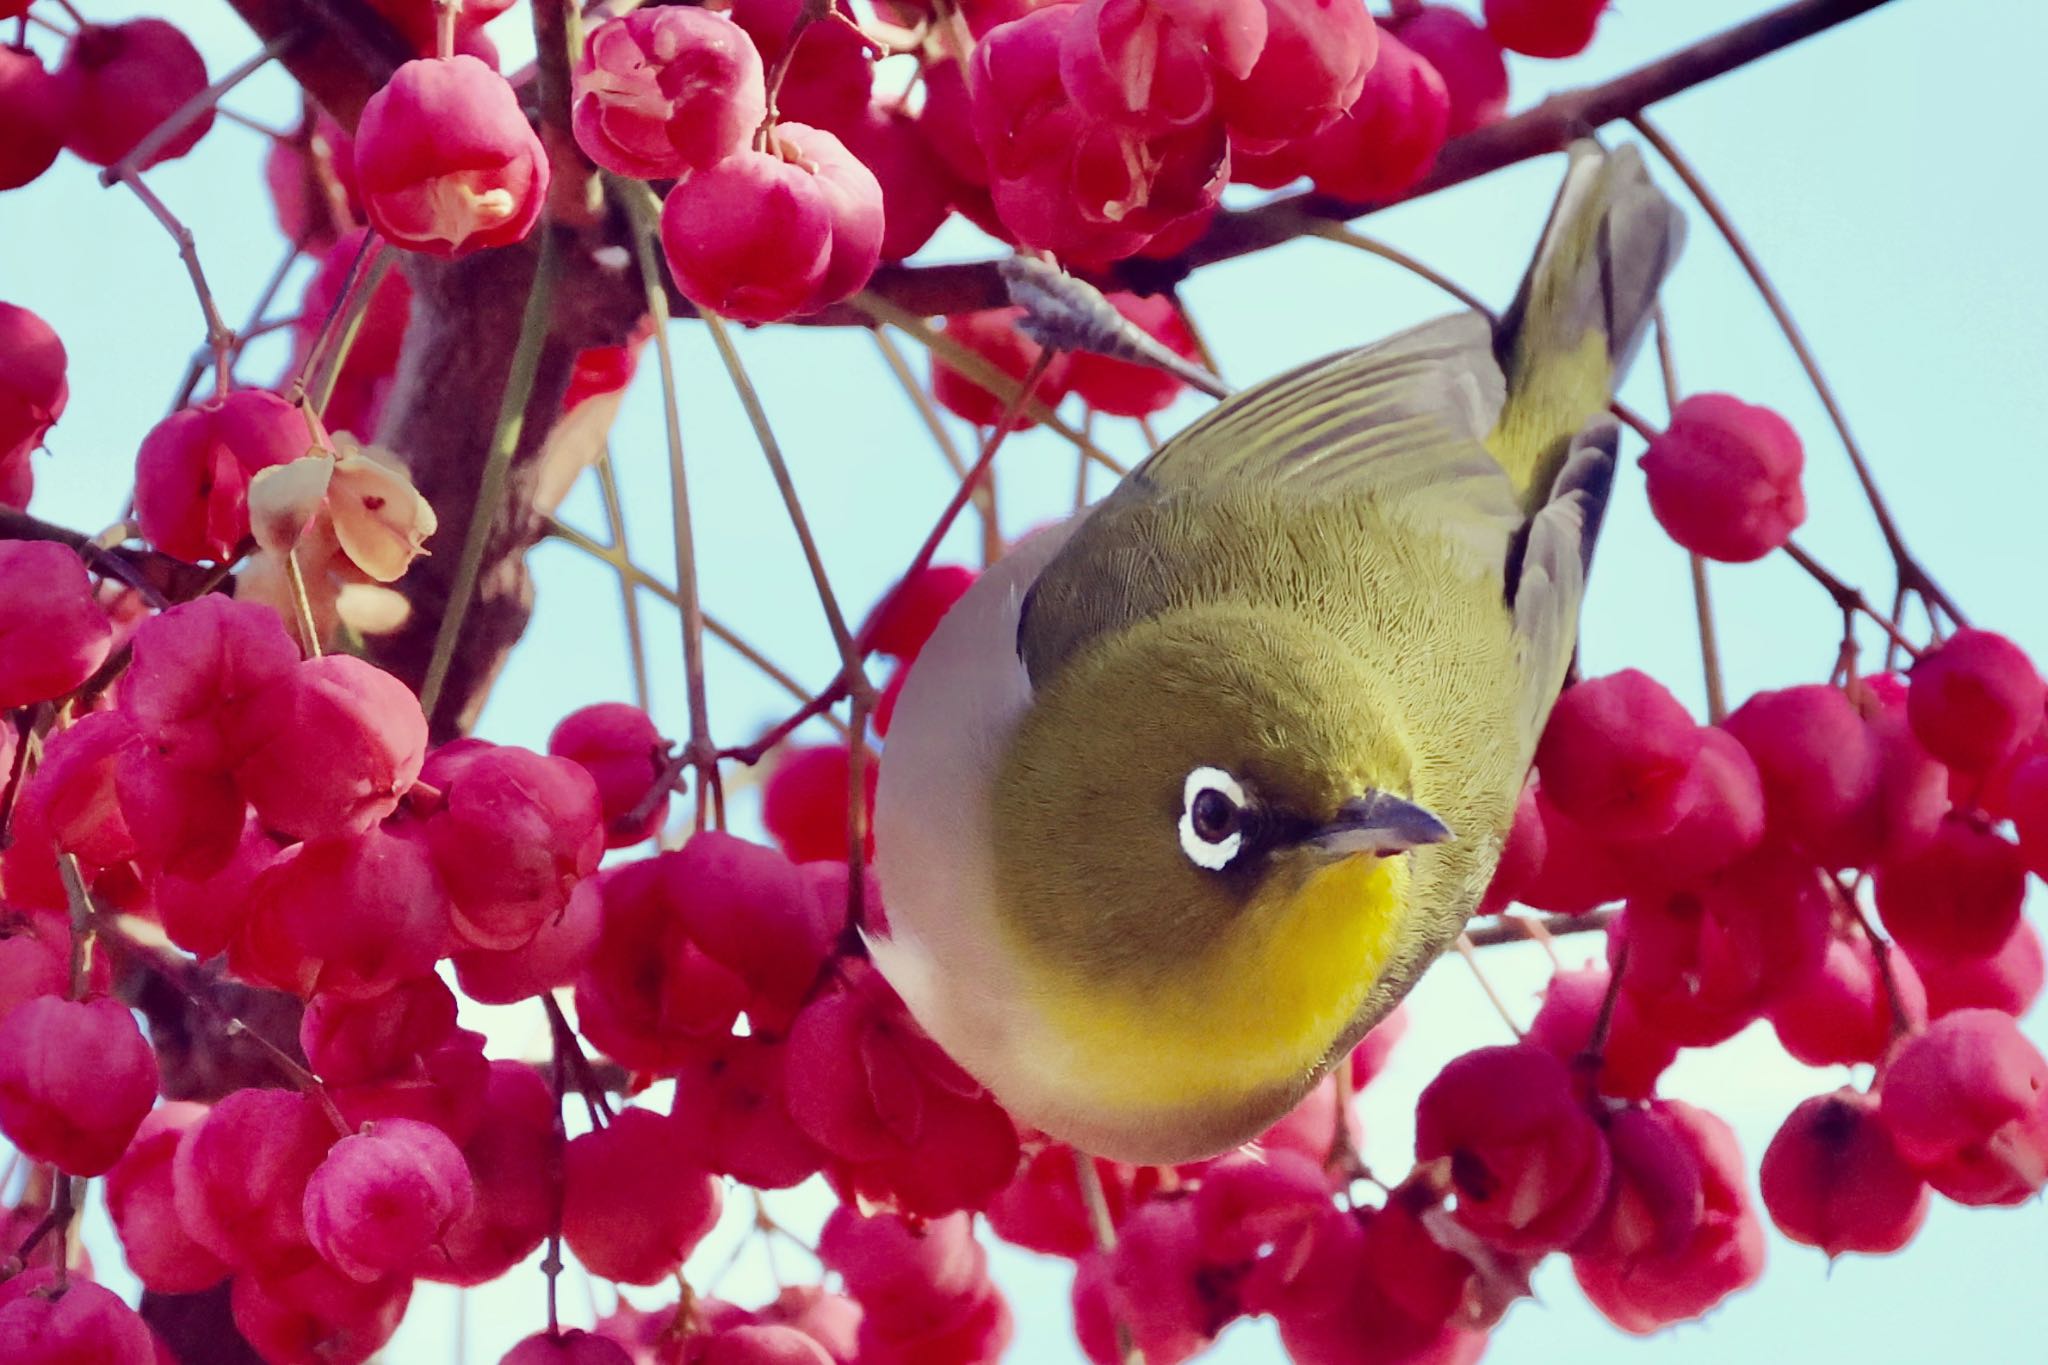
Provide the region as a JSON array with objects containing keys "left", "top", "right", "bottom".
[{"left": 870, "top": 140, "right": 1685, "bottom": 1165}]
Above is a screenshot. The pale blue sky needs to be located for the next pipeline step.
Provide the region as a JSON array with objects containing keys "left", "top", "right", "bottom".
[{"left": 4, "top": 1, "right": 2044, "bottom": 1362}]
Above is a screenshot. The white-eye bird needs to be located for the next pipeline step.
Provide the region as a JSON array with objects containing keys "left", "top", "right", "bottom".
[{"left": 871, "top": 141, "right": 1685, "bottom": 1165}]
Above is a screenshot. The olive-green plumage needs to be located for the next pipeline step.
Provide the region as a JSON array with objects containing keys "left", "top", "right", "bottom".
[{"left": 870, "top": 141, "right": 1686, "bottom": 1163}]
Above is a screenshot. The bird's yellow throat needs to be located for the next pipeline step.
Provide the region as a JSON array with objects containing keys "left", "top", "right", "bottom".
[{"left": 1027, "top": 852, "right": 1406, "bottom": 1114}]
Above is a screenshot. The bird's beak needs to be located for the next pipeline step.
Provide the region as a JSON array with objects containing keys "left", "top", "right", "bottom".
[{"left": 1309, "top": 792, "right": 1454, "bottom": 858}]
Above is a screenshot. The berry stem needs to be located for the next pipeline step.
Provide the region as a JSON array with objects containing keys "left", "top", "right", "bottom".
[
  {"left": 1455, "top": 934, "right": 1526, "bottom": 1039},
  {"left": 175, "top": 229, "right": 312, "bottom": 412},
  {"left": 1628, "top": 112, "right": 1966, "bottom": 629},
  {"left": 0, "top": 708, "right": 37, "bottom": 852},
  {"left": 544, "top": 516, "right": 847, "bottom": 730},
  {"left": 282, "top": 546, "right": 326, "bottom": 658},
  {"left": 1072, "top": 1153, "right": 1145, "bottom": 1365},
  {"left": 54, "top": 853, "right": 99, "bottom": 1002},
  {"left": 420, "top": 224, "right": 561, "bottom": 721},
  {"left": 1303, "top": 221, "right": 1499, "bottom": 319},
  {"left": 100, "top": 31, "right": 297, "bottom": 191},
  {"left": 868, "top": 326, "right": 1000, "bottom": 545},
  {"left": 593, "top": 451, "right": 653, "bottom": 714},
  {"left": 849, "top": 293, "right": 1127, "bottom": 475},
  {"left": 1580, "top": 939, "right": 1629, "bottom": 1082},
  {"left": 543, "top": 992, "right": 614, "bottom": 1127},
  {"left": 1838, "top": 878, "right": 1916, "bottom": 1043},
  {"left": 1780, "top": 540, "right": 1923, "bottom": 659},
  {"left": 618, "top": 177, "right": 723, "bottom": 832},
  {"left": 300, "top": 237, "right": 394, "bottom": 419},
  {"left": 111, "top": 169, "right": 237, "bottom": 403}
]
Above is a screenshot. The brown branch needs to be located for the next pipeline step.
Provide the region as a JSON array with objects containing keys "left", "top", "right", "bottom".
[{"left": 222, "top": 0, "right": 409, "bottom": 129}]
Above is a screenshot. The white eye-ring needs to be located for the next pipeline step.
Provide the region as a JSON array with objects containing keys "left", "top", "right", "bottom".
[{"left": 1179, "top": 766, "right": 1247, "bottom": 871}]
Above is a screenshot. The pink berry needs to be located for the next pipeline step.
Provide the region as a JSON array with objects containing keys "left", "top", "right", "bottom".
[
  {"left": 304, "top": 1118, "right": 476, "bottom": 1281},
  {"left": 701, "top": 1325, "right": 837, "bottom": 1365},
  {"left": 1477, "top": 780, "right": 1545, "bottom": 915},
  {"left": 781, "top": 122, "right": 887, "bottom": 312},
  {"left": 731, "top": 0, "right": 875, "bottom": 133},
  {"left": 1721, "top": 684, "right": 1879, "bottom": 868},
  {"left": 1219, "top": 0, "right": 1376, "bottom": 152},
  {"left": 838, "top": 99, "right": 959, "bottom": 262},
  {"left": 0, "top": 906, "right": 69, "bottom": 1028},
  {"left": 1355, "top": 1189, "right": 1481, "bottom": 1331},
  {"left": 819, "top": 1206, "right": 985, "bottom": 1337},
  {"left": 354, "top": 55, "right": 550, "bottom": 257},
  {"left": 453, "top": 877, "right": 604, "bottom": 1004},
  {"left": 502, "top": 1330, "right": 636, "bottom": 1365},
  {"left": 1610, "top": 727, "right": 1766, "bottom": 890},
  {"left": 1057, "top": 0, "right": 1254, "bottom": 133},
  {"left": 2006, "top": 753, "right": 2048, "bottom": 876},
  {"left": 548, "top": 701, "right": 671, "bottom": 847},
  {"left": 1094, "top": 1197, "right": 1229, "bottom": 1363},
  {"left": 0, "top": 995, "right": 158, "bottom": 1177},
  {"left": 104, "top": 1102, "right": 232, "bottom": 1295},
  {"left": 762, "top": 743, "right": 876, "bottom": 864},
  {"left": 1514, "top": 786, "right": 1628, "bottom": 913},
  {"left": 1874, "top": 816, "right": 2027, "bottom": 963},
  {"left": 502, "top": 1331, "right": 637, "bottom": 1365},
  {"left": 1191, "top": 1149, "right": 1332, "bottom": 1267},
  {"left": 242, "top": 827, "right": 450, "bottom": 1000},
  {"left": 232, "top": 654, "right": 430, "bottom": 842},
  {"left": 229, "top": 1256, "right": 412, "bottom": 1365},
  {"left": 1253, "top": 1070, "right": 1361, "bottom": 1166},
  {"left": 1298, "top": 25, "right": 1452, "bottom": 204},
  {"left": 115, "top": 746, "right": 245, "bottom": 881},
  {"left": 659, "top": 145, "right": 831, "bottom": 324},
  {"left": 1388, "top": 5, "right": 1508, "bottom": 136},
  {"left": 1570, "top": 1100, "right": 1763, "bottom": 1334},
  {"left": 16, "top": 709, "right": 139, "bottom": 870},
  {"left": 135, "top": 390, "right": 315, "bottom": 564},
  {"left": 119, "top": 596, "right": 300, "bottom": 768},
  {"left": 1575, "top": 1104, "right": 1705, "bottom": 1269},
  {"left": 0, "top": 542, "right": 113, "bottom": 710},
  {"left": 1525, "top": 963, "right": 1678, "bottom": 1101},
  {"left": 563, "top": 1106, "right": 723, "bottom": 1284},
  {"left": 986, "top": 1145, "right": 1147, "bottom": 1257},
  {"left": 1914, "top": 917, "right": 2044, "bottom": 1019},
  {"left": 1907, "top": 628, "right": 2046, "bottom": 774},
  {"left": 1612, "top": 850, "right": 1830, "bottom": 1046},
  {"left": 1485, "top": 0, "right": 1608, "bottom": 58},
  {"left": 0, "top": 1273, "right": 155, "bottom": 1365},
  {"left": 574, "top": 856, "right": 748, "bottom": 1072},
  {"left": 172, "top": 1087, "right": 337, "bottom": 1267},
  {"left": 865, "top": 565, "right": 978, "bottom": 661},
  {"left": 1761, "top": 1087, "right": 1928, "bottom": 1258},
  {"left": 669, "top": 830, "right": 833, "bottom": 1028},
  {"left": 1639, "top": 394, "right": 1806, "bottom": 562},
  {"left": 930, "top": 307, "right": 1074, "bottom": 428},
  {"left": 420, "top": 1061, "right": 557, "bottom": 1286},
  {"left": 1768, "top": 931, "right": 1926, "bottom": 1068},
  {"left": 1878, "top": 1008, "right": 2048, "bottom": 1207},
  {"left": 0, "top": 44, "right": 68, "bottom": 192},
  {"left": 0, "top": 301, "right": 67, "bottom": 482},
  {"left": 1063, "top": 293, "right": 1203, "bottom": 418},
  {"left": 55, "top": 18, "right": 212, "bottom": 168},
  {"left": 970, "top": 6, "right": 1228, "bottom": 263},
  {"left": 331, "top": 1022, "right": 490, "bottom": 1143},
  {"left": 423, "top": 742, "right": 604, "bottom": 951},
  {"left": 151, "top": 816, "right": 286, "bottom": 959},
  {"left": 572, "top": 8, "right": 767, "bottom": 179},
  {"left": 753, "top": 1284, "right": 861, "bottom": 1364},
  {"left": 668, "top": 1035, "right": 827, "bottom": 1189},
  {"left": 1536, "top": 669, "right": 1705, "bottom": 842},
  {"left": 301, "top": 973, "right": 461, "bottom": 1088},
  {"left": 1413, "top": 1043, "right": 1611, "bottom": 1253}
]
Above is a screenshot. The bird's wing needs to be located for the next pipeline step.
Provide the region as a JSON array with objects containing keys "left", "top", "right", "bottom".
[
  {"left": 1506, "top": 417, "right": 1618, "bottom": 748},
  {"left": 1017, "top": 312, "right": 1525, "bottom": 689}
]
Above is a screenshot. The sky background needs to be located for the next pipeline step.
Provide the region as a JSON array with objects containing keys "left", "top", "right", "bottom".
[{"left": 4, "top": 0, "right": 2046, "bottom": 1361}]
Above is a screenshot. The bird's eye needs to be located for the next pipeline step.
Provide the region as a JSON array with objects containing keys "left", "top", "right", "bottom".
[{"left": 1179, "top": 766, "right": 1248, "bottom": 871}]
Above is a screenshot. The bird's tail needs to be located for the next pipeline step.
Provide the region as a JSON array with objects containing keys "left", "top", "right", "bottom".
[{"left": 1486, "top": 140, "right": 1686, "bottom": 507}]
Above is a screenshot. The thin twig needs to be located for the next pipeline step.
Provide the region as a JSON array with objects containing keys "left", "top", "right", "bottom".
[
  {"left": 1782, "top": 539, "right": 1923, "bottom": 658},
  {"left": 1629, "top": 111, "right": 1964, "bottom": 627},
  {"left": 304, "top": 244, "right": 394, "bottom": 418},
  {"left": 594, "top": 451, "right": 652, "bottom": 713},
  {"left": 420, "top": 229, "right": 561, "bottom": 718},
  {"left": 1074, "top": 1154, "right": 1143, "bottom": 1365},
  {"left": 1305, "top": 221, "right": 1499, "bottom": 318},
  {"left": 1455, "top": 935, "right": 1525, "bottom": 1038},
  {"left": 113, "top": 171, "right": 236, "bottom": 400},
  {"left": 618, "top": 177, "right": 722, "bottom": 830},
  {"left": 543, "top": 992, "right": 614, "bottom": 1126},
  {"left": 1466, "top": 905, "right": 1616, "bottom": 948},
  {"left": 283, "top": 548, "right": 325, "bottom": 658},
  {"left": 1653, "top": 309, "right": 1728, "bottom": 722}
]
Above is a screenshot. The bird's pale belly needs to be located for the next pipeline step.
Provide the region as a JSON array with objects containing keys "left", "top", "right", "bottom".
[{"left": 1019, "top": 852, "right": 1408, "bottom": 1121}]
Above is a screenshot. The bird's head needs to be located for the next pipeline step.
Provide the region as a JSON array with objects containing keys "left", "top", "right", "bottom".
[{"left": 990, "top": 602, "right": 1454, "bottom": 1005}]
